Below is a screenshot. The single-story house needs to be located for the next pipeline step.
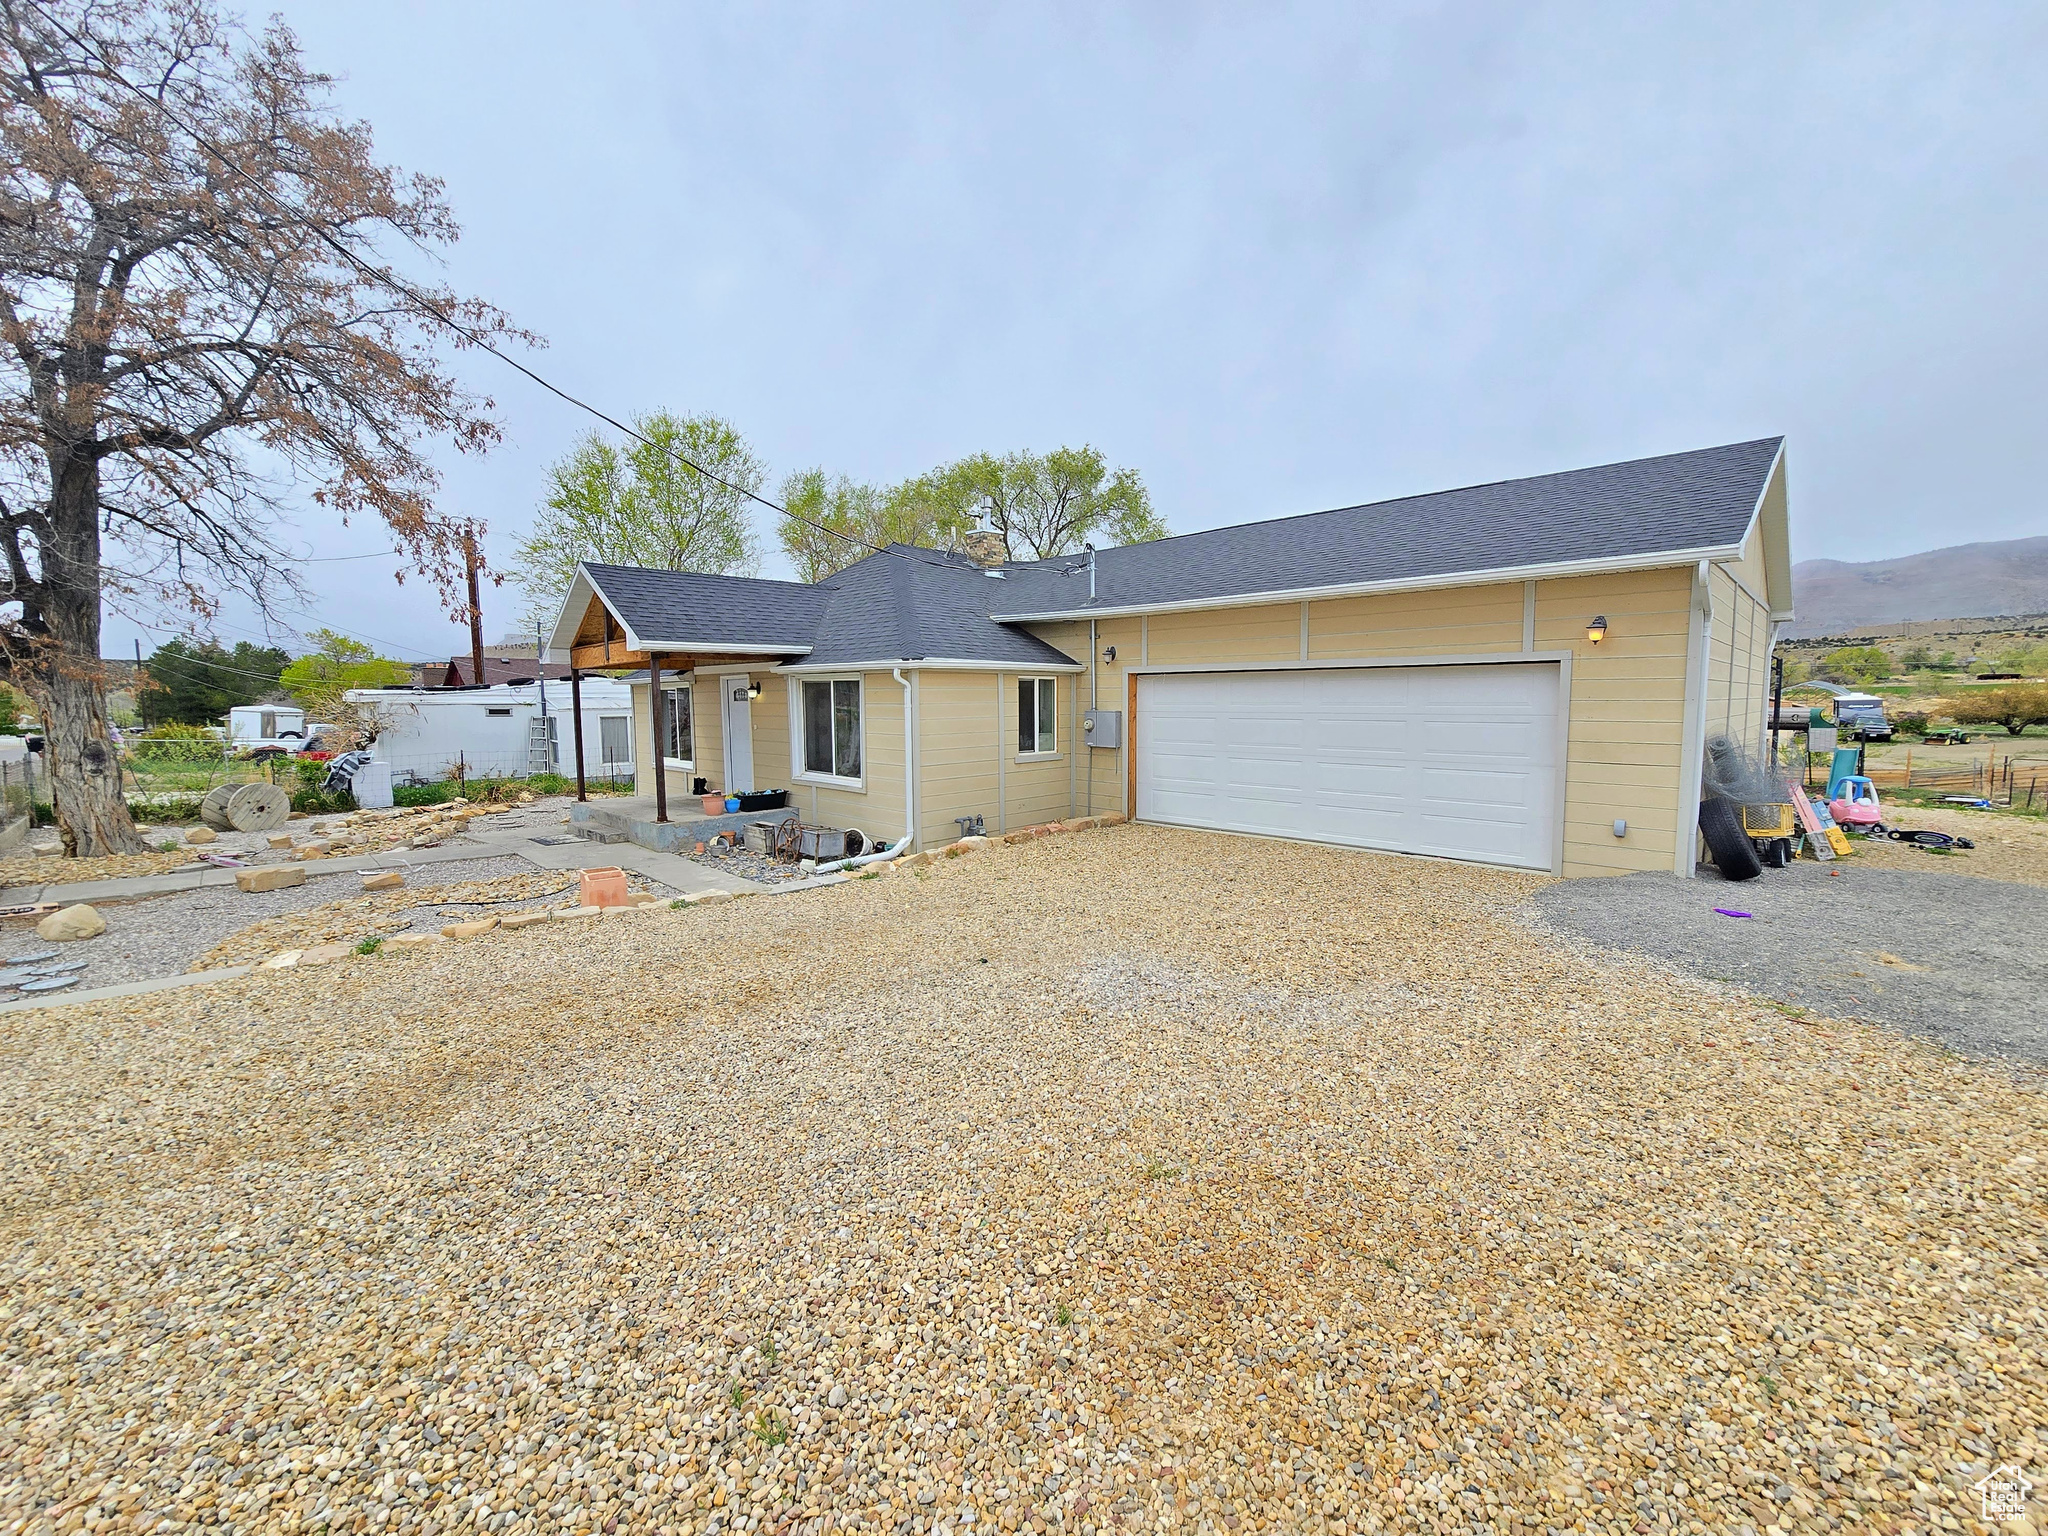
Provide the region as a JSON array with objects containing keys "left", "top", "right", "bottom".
[
  {"left": 542, "top": 437, "right": 1791, "bottom": 877},
  {"left": 419, "top": 655, "right": 576, "bottom": 688},
  {"left": 348, "top": 677, "right": 634, "bottom": 785}
]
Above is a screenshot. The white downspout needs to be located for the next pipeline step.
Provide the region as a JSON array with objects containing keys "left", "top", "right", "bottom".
[{"left": 812, "top": 667, "right": 916, "bottom": 873}]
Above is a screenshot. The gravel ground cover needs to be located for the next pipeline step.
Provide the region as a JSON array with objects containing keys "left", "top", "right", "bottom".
[
  {"left": 188, "top": 867, "right": 674, "bottom": 970},
  {"left": 1846, "top": 805, "right": 2048, "bottom": 888},
  {"left": 0, "top": 846, "right": 195, "bottom": 887},
  {"left": 0, "top": 857, "right": 533, "bottom": 992},
  {"left": 1529, "top": 860, "right": 2048, "bottom": 1064},
  {"left": 1, "top": 826, "right": 2042, "bottom": 1536},
  {"left": 0, "top": 798, "right": 582, "bottom": 895},
  {"left": 687, "top": 843, "right": 815, "bottom": 885}
]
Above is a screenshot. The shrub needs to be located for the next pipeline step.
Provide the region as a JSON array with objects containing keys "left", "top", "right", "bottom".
[
  {"left": 1951, "top": 685, "right": 2048, "bottom": 737},
  {"left": 289, "top": 786, "right": 354, "bottom": 814},
  {"left": 1894, "top": 711, "right": 1929, "bottom": 737},
  {"left": 129, "top": 723, "right": 225, "bottom": 762}
]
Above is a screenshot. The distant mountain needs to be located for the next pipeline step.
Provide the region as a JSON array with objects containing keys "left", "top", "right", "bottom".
[{"left": 1788, "top": 535, "right": 2048, "bottom": 638}]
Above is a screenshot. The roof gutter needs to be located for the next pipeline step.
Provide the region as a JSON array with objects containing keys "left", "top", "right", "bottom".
[{"left": 989, "top": 542, "right": 1748, "bottom": 624}]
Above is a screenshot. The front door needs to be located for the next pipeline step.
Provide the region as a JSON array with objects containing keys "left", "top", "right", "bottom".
[{"left": 721, "top": 676, "right": 754, "bottom": 792}]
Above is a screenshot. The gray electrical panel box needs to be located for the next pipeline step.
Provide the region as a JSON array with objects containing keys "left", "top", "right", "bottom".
[{"left": 1082, "top": 708, "right": 1122, "bottom": 749}]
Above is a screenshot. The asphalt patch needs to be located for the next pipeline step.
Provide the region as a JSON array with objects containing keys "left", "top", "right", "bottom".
[{"left": 1526, "top": 859, "right": 2048, "bottom": 1064}]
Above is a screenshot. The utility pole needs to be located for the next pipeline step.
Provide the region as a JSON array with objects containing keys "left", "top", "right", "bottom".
[{"left": 462, "top": 524, "right": 486, "bottom": 688}]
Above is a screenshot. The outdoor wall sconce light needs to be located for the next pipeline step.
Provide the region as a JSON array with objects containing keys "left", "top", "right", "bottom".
[
  {"left": 745, "top": 681, "right": 762, "bottom": 700},
  {"left": 1102, "top": 644, "right": 1117, "bottom": 663},
  {"left": 1586, "top": 616, "right": 1609, "bottom": 644}
]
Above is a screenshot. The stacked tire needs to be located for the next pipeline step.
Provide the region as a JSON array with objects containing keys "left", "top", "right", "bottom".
[{"left": 1698, "top": 796, "right": 1762, "bottom": 881}]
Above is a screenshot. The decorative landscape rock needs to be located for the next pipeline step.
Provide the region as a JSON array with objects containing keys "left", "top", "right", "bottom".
[
  {"left": 440, "top": 917, "right": 500, "bottom": 939},
  {"left": 266, "top": 833, "right": 294, "bottom": 849},
  {"left": 385, "top": 931, "right": 443, "bottom": 949},
  {"left": 360, "top": 869, "right": 404, "bottom": 891},
  {"left": 260, "top": 948, "right": 304, "bottom": 970},
  {"left": 35, "top": 903, "right": 105, "bottom": 941},
  {"left": 297, "top": 942, "right": 351, "bottom": 966},
  {"left": 234, "top": 865, "right": 306, "bottom": 893},
  {"left": 500, "top": 911, "right": 550, "bottom": 930},
  {"left": 184, "top": 826, "right": 217, "bottom": 845}
]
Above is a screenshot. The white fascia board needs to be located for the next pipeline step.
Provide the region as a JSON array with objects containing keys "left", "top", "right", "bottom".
[
  {"left": 637, "top": 642, "right": 811, "bottom": 657},
  {"left": 774, "top": 657, "right": 1085, "bottom": 675},
  {"left": 544, "top": 565, "right": 613, "bottom": 661},
  {"left": 550, "top": 566, "right": 815, "bottom": 662},
  {"left": 988, "top": 544, "right": 1744, "bottom": 624}
]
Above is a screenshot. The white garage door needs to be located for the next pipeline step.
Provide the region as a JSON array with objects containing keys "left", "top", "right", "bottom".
[{"left": 1136, "top": 663, "right": 1561, "bottom": 871}]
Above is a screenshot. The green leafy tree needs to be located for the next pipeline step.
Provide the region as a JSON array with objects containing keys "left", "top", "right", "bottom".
[
  {"left": 1950, "top": 685, "right": 2048, "bottom": 737},
  {"left": 138, "top": 638, "right": 289, "bottom": 726},
  {"left": 1815, "top": 645, "right": 1891, "bottom": 687},
  {"left": 278, "top": 629, "right": 410, "bottom": 715},
  {"left": 1991, "top": 640, "right": 2048, "bottom": 677},
  {"left": 895, "top": 445, "right": 1166, "bottom": 563},
  {"left": 0, "top": 684, "right": 21, "bottom": 734},
  {"left": 777, "top": 470, "right": 970, "bottom": 583},
  {"left": 515, "top": 412, "right": 763, "bottom": 626}
]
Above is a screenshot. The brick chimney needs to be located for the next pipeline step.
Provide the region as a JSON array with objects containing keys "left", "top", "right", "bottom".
[{"left": 958, "top": 527, "right": 1009, "bottom": 567}]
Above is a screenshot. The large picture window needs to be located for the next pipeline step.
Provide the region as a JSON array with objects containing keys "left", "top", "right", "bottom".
[
  {"left": 1018, "top": 676, "right": 1056, "bottom": 756},
  {"left": 800, "top": 678, "right": 862, "bottom": 781},
  {"left": 661, "top": 684, "right": 692, "bottom": 764}
]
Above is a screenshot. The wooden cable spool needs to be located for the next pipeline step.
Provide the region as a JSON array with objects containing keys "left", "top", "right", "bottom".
[{"left": 225, "top": 781, "right": 292, "bottom": 832}]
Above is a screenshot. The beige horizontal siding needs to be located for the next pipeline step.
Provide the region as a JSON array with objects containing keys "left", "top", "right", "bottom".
[
  {"left": 1308, "top": 583, "right": 1522, "bottom": 658},
  {"left": 1537, "top": 565, "right": 1694, "bottom": 875},
  {"left": 1144, "top": 603, "right": 1299, "bottom": 664},
  {"left": 916, "top": 670, "right": 1001, "bottom": 847}
]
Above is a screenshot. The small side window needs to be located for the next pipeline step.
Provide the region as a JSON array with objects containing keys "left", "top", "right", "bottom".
[{"left": 1017, "top": 677, "right": 1056, "bottom": 755}]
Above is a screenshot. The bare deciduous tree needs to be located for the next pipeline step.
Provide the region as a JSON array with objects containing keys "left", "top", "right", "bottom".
[{"left": 0, "top": 0, "right": 527, "bottom": 852}]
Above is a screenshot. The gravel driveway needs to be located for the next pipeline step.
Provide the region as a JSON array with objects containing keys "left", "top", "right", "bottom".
[
  {"left": 0, "top": 825, "right": 2040, "bottom": 1536},
  {"left": 1527, "top": 859, "right": 2048, "bottom": 1064}
]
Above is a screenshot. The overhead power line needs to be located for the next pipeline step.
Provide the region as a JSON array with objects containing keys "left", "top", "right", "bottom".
[{"left": 25, "top": 0, "right": 963, "bottom": 578}]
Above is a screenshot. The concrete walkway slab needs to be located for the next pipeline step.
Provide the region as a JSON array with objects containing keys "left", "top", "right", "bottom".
[{"left": 0, "top": 964, "right": 253, "bottom": 1015}]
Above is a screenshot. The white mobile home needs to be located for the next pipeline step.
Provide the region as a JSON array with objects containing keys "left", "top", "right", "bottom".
[{"left": 346, "top": 678, "right": 634, "bottom": 785}]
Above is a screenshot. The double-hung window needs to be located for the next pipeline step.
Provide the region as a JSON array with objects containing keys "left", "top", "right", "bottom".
[
  {"left": 661, "top": 684, "right": 692, "bottom": 765},
  {"left": 800, "top": 678, "right": 863, "bottom": 782},
  {"left": 1017, "top": 676, "right": 1056, "bottom": 756}
]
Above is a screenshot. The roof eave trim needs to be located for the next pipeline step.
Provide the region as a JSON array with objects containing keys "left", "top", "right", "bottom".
[
  {"left": 632, "top": 642, "right": 812, "bottom": 658},
  {"left": 774, "top": 657, "right": 1086, "bottom": 675},
  {"left": 548, "top": 562, "right": 651, "bottom": 659},
  {"left": 988, "top": 542, "right": 1747, "bottom": 623}
]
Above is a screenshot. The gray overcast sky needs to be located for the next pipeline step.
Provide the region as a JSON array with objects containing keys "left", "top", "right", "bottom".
[{"left": 102, "top": 1, "right": 2048, "bottom": 664}]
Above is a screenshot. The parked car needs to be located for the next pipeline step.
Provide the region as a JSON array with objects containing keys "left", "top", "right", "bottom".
[{"left": 1832, "top": 692, "right": 1893, "bottom": 741}]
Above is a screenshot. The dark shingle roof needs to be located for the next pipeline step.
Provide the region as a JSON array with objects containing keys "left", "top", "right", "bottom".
[
  {"left": 580, "top": 564, "right": 828, "bottom": 651},
  {"left": 989, "top": 437, "right": 1784, "bottom": 619},
  {"left": 801, "top": 548, "right": 1081, "bottom": 668},
  {"left": 572, "top": 439, "right": 1780, "bottom": 665},
  {"left": 577, "top": 554, "right": 1079, "bottom": 669}
]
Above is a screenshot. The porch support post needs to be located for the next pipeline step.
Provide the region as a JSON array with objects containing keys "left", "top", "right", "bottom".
[
  {"left": 570, "top": 668, "right": 587, "bottom": 802},
  {"left": 649, "top": 653, "right": 669, "bottom": 823}
]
